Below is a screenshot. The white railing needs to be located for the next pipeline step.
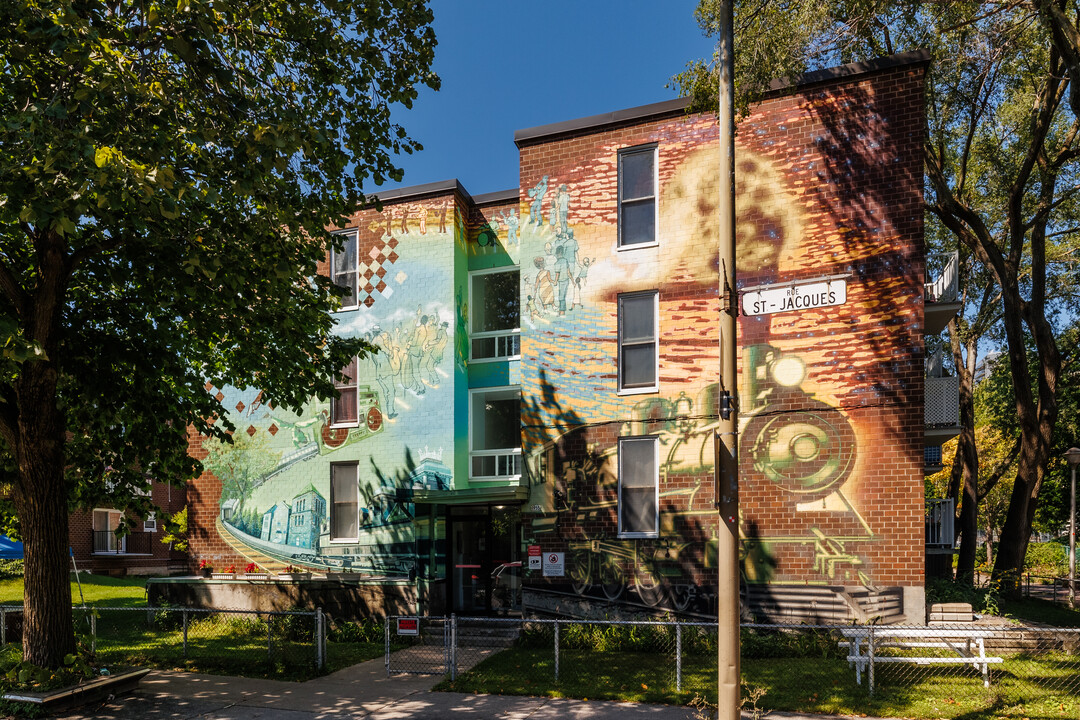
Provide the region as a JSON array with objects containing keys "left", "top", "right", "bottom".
[
  {"left": 925, "top": 375, "right": 959, "bottom": 426},
  {"left": 926, "top": 251, "right": 959, "bottom": 303},
  {"left": 470, "top": 449, "right": 522, "bottom": 480},
  {"left": 926, "top": 498, "right": 955, "bottom": 549},
  {"left": 471, "top": 330, "right": 521, "bottom": 362}
]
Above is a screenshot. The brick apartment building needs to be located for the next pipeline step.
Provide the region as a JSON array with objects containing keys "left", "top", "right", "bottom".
[
  {"left": 69, "top": 480, "right": 187, "bottom": 576},
  {"left": 181, "top": 50, "right": 958, "bottom": 624}
]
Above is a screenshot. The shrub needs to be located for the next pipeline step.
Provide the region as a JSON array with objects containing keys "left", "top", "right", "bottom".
[
  {"left": 0, "top": 560, "right": 23, "bottom": 579},
  {"left": 1025, "top": 542, "right": 1068, "bottom": 576},
  {"left": 328, "top": 617, "right": 382, "bottom": 643}
]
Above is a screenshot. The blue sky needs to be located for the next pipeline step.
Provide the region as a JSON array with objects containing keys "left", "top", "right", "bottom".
[{"left": 380, "top": 0, "right": 717, "bottom": 196}]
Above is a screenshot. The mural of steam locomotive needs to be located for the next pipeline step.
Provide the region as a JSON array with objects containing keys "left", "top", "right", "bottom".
[{"left": 528, "top": 344, "right": 870, "bottom": 617}]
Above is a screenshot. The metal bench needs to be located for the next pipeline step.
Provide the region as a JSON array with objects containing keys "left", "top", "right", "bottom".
[{"left": 838, "top": 626, "right": 1003, "bottom": 693}]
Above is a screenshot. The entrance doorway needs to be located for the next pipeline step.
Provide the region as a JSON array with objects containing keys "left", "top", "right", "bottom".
[{"left": 449, "top": 505, "right": 520, "bottom": 615}]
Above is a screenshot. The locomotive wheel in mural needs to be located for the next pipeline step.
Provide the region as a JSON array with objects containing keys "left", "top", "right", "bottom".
[
  {"left": 600, "top": 555, "right": 624, "bottom": 600},
  {"left": 366, "top": 406, "right": 383, "bottom": 432},
  {"left": 742, "top": 407, "right": 856, "bottom": 501},
  {"left": 670, "top": 584, "right": 694, "bottom": 612},
  {"left": 569, "top": 551, "right": 592, "bottom": 595},
  {"left": 633, "top": 566, "right": 665, "bottom": 607}
]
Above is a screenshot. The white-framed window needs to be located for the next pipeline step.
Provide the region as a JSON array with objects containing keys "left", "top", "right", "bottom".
[
  {"left": 618, "top": 145, "right": 657, "bottom": 248},
  {"left": 331, "top": 356, "right": 359, "bottom": 426},
  {"left": 330, "top": 463, "right": 359, "bottom": 542},
  {"left": 618, "top": 436, "right": 659, "bottom": 538},
  {"left": 331, "top": 229, "right": 360, "bottom": 310},
  {"left": 470, "top": 268, "right": 521, "bottom": 361},
  {"left": 617, "top": 291, "right": 659, "bottom": 393},
  {"left": 469, "top": 386, "right": 522, "bottom": 480},
  {"left": 143, "top": 512, "right": 157, "bottom": 533},
  {"left": 92, "top": 509, "right": 125, "bottom": 553}
]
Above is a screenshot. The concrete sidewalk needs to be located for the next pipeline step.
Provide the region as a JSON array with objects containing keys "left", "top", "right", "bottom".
[
  {"left": 53, "top": 657, "right": 700, "bottom": 719},
  {"left": 51, "top": 658, "right": 880, "bottom": 720}
]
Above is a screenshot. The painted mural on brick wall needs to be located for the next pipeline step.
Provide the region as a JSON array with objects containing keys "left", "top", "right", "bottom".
[
  {"left": 202, "top": 200, "right": 464, "bottom": 577},
  {"left": 519, "top": 93, "right": 922, "bottom": 620}
]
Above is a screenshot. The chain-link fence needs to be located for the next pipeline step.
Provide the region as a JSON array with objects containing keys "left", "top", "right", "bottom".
[
  {"left": 1, "top": 605, "right": 328, "bottom": 679},
  {"left": 389, "top": 616, "right": 1080, "bottom": 715}
]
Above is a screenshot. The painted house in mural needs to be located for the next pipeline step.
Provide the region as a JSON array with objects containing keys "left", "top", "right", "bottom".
[{"left": 186, "top": 50, "right": 958, "bottom": 624}]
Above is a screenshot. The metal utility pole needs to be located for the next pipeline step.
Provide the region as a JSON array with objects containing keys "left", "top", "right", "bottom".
[
  {"left": 1065, "top": 447, "right": 1080, "bottom": 609},
  {"left": 716, "top": 0, "right": 740, "bottom": 715}
]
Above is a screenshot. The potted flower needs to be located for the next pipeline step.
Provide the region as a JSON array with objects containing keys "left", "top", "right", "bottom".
[
  {"left": 240, "top": 562, "right": 269, "bottom": 580},
  {"left": 212, "top": 564, "right": 236, "bottom": 580},
  {"left": 199, "top": 559, "right": 213, "bottom": 578},
  {"left": 276, "top": 565, "right": 311, "bottom": 582}
]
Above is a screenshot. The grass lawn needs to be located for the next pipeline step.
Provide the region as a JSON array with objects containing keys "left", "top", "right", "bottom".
[
  {"left": 0, "top": 573, "right": 147, "bottom": 607},
  {"left": 1002, "top": 598, "right": 1080, "bottom": 627},
  {"left": 434, "top": 647, "right": 1080, "bottom": 719}
]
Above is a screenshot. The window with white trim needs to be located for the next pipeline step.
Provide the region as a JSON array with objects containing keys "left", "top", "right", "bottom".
[
  {"left": 618, "top": 145, "right": 657, "bottom": 247},
  {"left": 331, "top": 356, "right": 358, "bottom": 426},
  {"left": 617, "top": 291, "right": 658, "bottom": 392},
  {"left": 330, "top": 463, "right": 359, "bottom": 541},
  {"left": 331, "top": 229, "right": 360, "bottom": 309},
  {"left": 470, "top": 268, "right": 521, "bottom": 361},
  {"left": 470, "top": 386, "right": 522, "bottom": 480},
  {"left": 618, "top": 436, "right": 659, "bottom": 537},
  {"left": 143, "top": 512, "right": 157, "bottom": 533}
]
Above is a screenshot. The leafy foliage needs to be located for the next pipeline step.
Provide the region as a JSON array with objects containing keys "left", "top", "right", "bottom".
[{"left": 0, "top": 0, "right": 438, "bottom": 666}]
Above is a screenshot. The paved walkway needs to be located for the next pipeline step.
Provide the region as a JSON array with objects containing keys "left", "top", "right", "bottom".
[{"left": 53, "top": 657, "right": 887, "bottom": 720}]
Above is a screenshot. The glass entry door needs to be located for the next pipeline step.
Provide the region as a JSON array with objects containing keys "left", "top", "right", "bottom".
[
  {"left": 450, "top": 506, "right": 520, "bottom": 615},
  {"left": 451, "top": 517, "right": 488, "bottom": 614}
]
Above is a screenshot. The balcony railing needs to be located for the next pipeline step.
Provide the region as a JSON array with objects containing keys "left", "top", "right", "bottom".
[
  {"left": 470, "top": 449, "right": 522, "bottom": 480},
  {"left": 926, "top": 251, "right": 959, "bottom": 304},
  {"left": 471, "top": 330, "right": 521, "bottom": 362},
  {"left": 926, "top": 498, "right": 955, "bottom": 551},
  {"left": 925, "top": 375, "right": 960, "bottom": 426},
  {"left": 92, "top": 530, "right": 152, "bottom": 555}
]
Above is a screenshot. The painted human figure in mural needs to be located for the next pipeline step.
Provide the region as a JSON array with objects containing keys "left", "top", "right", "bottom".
[
  {"left": 372, "top": 328, "right": 398, "bottom": 419},
  {"left": 424, "top": 320, "right": 449, "bottom": 385},
  {"left": 556, "top": 184, "right": 570, "bottom": 234},
  {"left": 526, "top": 294, "right": 544, "bottom": 322},
  {"left": 417, "top": 206, "right": 427, "bottom": 235},
  {"left": 578, "top": 257, "right": 593, "bottom": 289},
  {"left": 500, "top": 209, "right": 519, "bottom": 245},
  {"left": 405, "top": 306, "right": 429, "bottom": 394},
  {"left": 438, "top": 202, "right": 448, "bottom": 233},
  {"left": 532, "top": 257, "right": 555, "bottom": 312},
  {"left": 553, "top": 246, "right": 570, "bottom": 316},
  {"left": 384, "top": 210, "right": 393, "bottom": 238},
  {"left": 417, "top": 314, "right": 442, "bottom": 387},
  {"left": 527, "top": 175, "right": 548, "bottom": 226},
  {"left": 400, "top": 207, "right": 410, "bottom": 235}
]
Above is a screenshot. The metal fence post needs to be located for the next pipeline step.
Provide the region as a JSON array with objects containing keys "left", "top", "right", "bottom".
[
  {"left": 385, "top": 616, "right": 391, "bottom": 677},
  {"left": 450, "top": 614, "right": 458, "bottom": 682},
  {"left": 554, "top": 620, "right": 560, "bottom": 682},
  {"left": 868, "top": 624, "right": 875, "bottom": 696},
  {"left": 90, "top": 612, "right": 96, "bottom": 654},
  {"left": 1, "top": 606, "right": 6, "bottom": 646},
  {"left": 676, "top": 621, "right": 682, "bottom": 693},
  {"left": 267, "top": 613, "right": 273, "bottom": 666},
  {"left": 182, "top": 608, "right": 188, "bottom": 658}
]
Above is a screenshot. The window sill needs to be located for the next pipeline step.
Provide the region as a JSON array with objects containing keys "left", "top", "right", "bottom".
[
  {"left": 332, "top": 305, "right": 361, "bottom": 314},
  {"left": 616, "top": 240, "right": 659, "bottom": 252},
  {"left": 617, "top": 533, "right": 658, "bottom": 540},
  {"left": 91, "top": 552, "right": 153, "bottom": 557},
  {"left": 470, "top": 355, "right": 522, "bottom": 364},
  {"left": 328, "top": 538, "right": 358, "bottom": 544},
  {"left": 329, "top": 422, "right": 360, "bottom": 430},
  {"left": 469, "top": 475, "right": 522, "bottom": 483},
  {"left": 617, "top": 386, "right": 659, "bottom": 396}
]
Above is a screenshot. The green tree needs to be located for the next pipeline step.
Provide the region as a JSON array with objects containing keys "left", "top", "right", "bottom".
[
  {"left": 676, "top": 0, "right": 1080, "bottom": 595},
  {"left": 203, "top": 431, "right": 279, "bottom": 515},
  {"left": 0, "top": 0, "right": 437, "bottom": 668}
]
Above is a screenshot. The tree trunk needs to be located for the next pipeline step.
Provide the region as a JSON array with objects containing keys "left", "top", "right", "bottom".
[
  {"left": 13, "top": 367, "right": 75, "bottom": 667},
  {"left": 952, "top": 332, "right": 979, "bottom": 581}
]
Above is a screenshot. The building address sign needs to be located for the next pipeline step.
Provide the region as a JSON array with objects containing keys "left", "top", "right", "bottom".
[{"left": 741, "top": 276, "right": 848, "bottom": 316}]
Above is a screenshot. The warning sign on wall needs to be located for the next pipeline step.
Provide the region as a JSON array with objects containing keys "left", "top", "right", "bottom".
[
  {"left": 527, "top": 545, "right": 542, "bottom": 570},
  {"left": 542, "top": 552, "right": 564, "bottom": 577}
]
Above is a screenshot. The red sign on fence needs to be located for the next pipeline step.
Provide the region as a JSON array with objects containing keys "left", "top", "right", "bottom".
[{"left": 396, "top": 617, "right": 419, "bottom": 636}]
